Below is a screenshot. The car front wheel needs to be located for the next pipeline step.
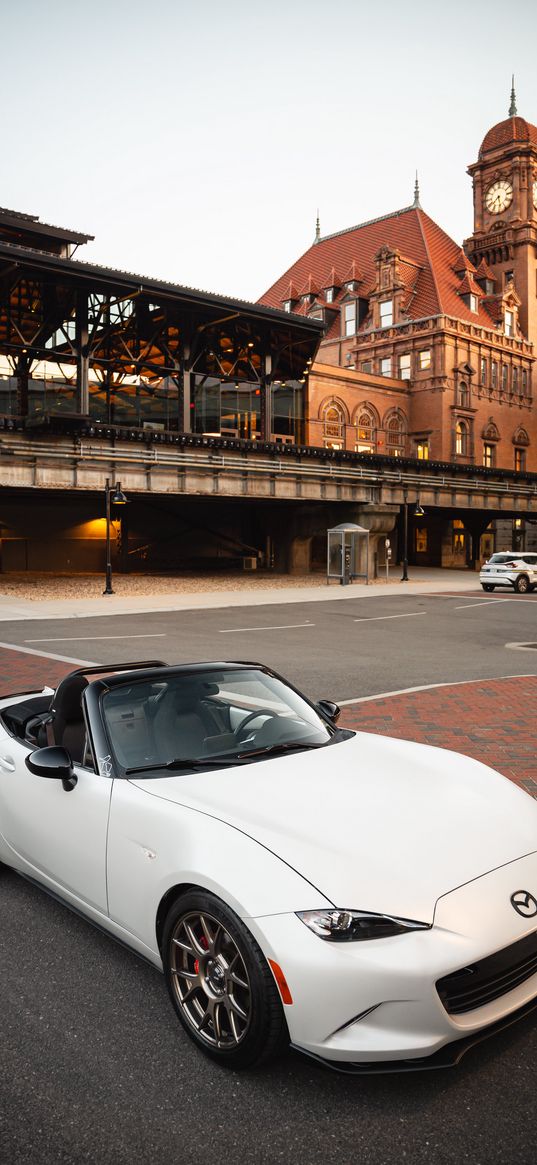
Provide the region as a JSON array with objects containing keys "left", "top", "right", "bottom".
[
  {"left": 514, "top": 575, "right": 530, "bottom": 594},
  {"left": 482, "top": 584, "right": 495, "bottom": 592},
  {"left": 163, "top": 890, "right": 288, "bottom": 1068}
]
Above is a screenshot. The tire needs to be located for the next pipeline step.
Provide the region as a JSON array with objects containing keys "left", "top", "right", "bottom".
[
  {"left": 163, "top": 890, "right": 288, "bottom": 1068},
  {"left": 482, "top": 584, "right": 495, "bottom": 592},
  {"left": 514, "top": 575, "right": 530, "bottom": 594}
]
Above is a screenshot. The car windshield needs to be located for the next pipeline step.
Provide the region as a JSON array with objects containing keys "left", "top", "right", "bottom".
[{"left": 101, "top": 668, "right": 339, "bottom": 774}]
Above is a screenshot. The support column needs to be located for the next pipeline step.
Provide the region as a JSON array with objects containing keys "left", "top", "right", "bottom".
[
  {"left": 182, "top": 344, "right": 192, "bottom": 434},
  {"left": 75, "top": 290, "right": 89, "bottom": 415},
  {"left": 15, "top": 355, "right": 30, "bottom": 417},
  {"left": 462, "top": 514, "right": 493, "bottom": 570}
]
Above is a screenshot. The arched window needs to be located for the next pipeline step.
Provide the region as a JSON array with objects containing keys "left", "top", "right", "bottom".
[
  {"left": 513, "top": 426, "right": 529, "bottom": 472},
  {"left": 354, "top": 406, "right": 377, "bottom": 453},
  {"left": 322, "top": 400, "right": 345, "bottom": 448},
  {"left": 384, "top": 411, "right": 406, "bottom": 457},
  {"left": 455, "top": 420, "right": 468, "bottom": 456}
]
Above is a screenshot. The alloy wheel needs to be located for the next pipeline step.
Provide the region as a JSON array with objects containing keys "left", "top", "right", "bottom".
[{"left": 169, "top": 910, "right": 252, "bottom": 1048}]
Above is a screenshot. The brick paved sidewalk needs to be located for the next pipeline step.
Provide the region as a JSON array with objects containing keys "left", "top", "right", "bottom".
[
  {"left": 0, "top": 646, "right": 535, "bottom": 796},
  {"left": 340, "top": 676, "right": 537, "bottom": 798}
]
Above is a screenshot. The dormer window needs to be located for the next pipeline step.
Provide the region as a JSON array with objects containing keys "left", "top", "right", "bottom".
[
  {"left": 283, "top": 300, "right": 291, "bottom": 313},
  {"left": 344, "top": 302, "right": 356, "bottom": 337},
  {"left": 469, "top": 294, "right": 478, "bottom": 313},
  {"left": 345, "top": 281, "right": 356, "bottom": 293},
  {"left": 380, "top": 299, "right": 393, "bottom": 328},
  {"left": 326, "top": 287, "right": 334, "bottom": 303},
  {"left": 504, "top": 309, "right": 514, "bottom": 337}
]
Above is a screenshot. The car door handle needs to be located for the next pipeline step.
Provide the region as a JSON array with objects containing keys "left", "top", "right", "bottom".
[{"left": 0, "top": 754, "right": 16, "bottom": 772}]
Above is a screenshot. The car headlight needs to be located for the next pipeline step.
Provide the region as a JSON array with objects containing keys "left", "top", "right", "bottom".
[{"left": 296, "top": 908, "right": 429, "bottom": 941}]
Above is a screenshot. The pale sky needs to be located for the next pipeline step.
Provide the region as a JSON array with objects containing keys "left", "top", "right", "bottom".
[{"left": 3, "top": 0, "right": 537, "bottom": 302}]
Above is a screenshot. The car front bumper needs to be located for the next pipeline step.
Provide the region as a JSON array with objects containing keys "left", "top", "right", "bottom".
[{"left": 249, "top": 851, "right": 537, "bottom": 1066}]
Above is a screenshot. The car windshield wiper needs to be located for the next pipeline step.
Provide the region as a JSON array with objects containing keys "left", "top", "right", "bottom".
[
  {"left": 125, "top": 756, "right": 242, "bottom": 774},
  {"left": 235, "top": 741, "right": 325, "bottom": 760},
  {"left": 125, "top": 740, "right": 327, "bottom": 775}
]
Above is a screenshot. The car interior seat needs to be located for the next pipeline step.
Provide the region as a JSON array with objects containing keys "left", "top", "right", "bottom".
[
  {"left": 152, "top": 683, "right": 223, "bottom": 760},
  {"left": 47, "top": 674, "right": 89, "bottom": 764}
]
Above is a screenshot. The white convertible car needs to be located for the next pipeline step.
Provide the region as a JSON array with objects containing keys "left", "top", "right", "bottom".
[{"left": 1, "top": 660, "right": 537, "bottom": 1072}]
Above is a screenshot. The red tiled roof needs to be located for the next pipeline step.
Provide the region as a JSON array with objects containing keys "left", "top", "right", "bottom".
[
  {"left": 259, "top": 205, "right": 502, "bottom": 340},
  {"left": 298, "top": 273, "right": 320, "bottom": 297},
  {"left": 479, "top": 116, "right": 537, "bottom": 156},
  {"left": 342, "top": 258, "right": 364, "bottom": 284},
  {"left": 281, "top": 280, "right": 299, "bottom": 302},
  {"left": 453, "top": 248, "right": 477, "bottom": 275},
  {"left": 322, "top": 266, "right": 342, "bottom": 288},
  {"left": 476, "top": 257, "right": 496, "bottom": 283},
  {"left": 457, "top": 271, "right": 482, "bottom": 298}
]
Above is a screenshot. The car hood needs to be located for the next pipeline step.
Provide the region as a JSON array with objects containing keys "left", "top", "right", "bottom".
[{"left": 132, "top": 733, "right": 537, "bottom": 923}]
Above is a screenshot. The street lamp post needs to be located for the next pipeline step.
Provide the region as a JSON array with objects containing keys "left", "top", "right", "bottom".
[
  {"left": 401, "top": 488, "right": 409, "bottom": 582},
  {"left": 103, "top": 478, "right": 128, "bottom": 596}
]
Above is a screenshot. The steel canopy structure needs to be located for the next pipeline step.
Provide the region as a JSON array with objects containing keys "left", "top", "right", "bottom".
[{"left": 0, "top": 207, "right": 323, "bottom": 444}]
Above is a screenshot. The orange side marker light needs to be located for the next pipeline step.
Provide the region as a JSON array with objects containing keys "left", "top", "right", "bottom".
[{"left": 268, "top": 959, "right": 293, "bottom": 1005}]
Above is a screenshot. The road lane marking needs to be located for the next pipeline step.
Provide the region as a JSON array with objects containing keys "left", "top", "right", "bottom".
[
  {"left": 339, "top": 674, "right": 537, "bottom": 705},
  {"left": 454, "top": 600, "right": 514, "bottom": 610},
  {"left": 0, "top": 641, "right": 93, "bottom": 666},
  {"left": 353, "top": 612, "right": 426, "bottom": 623},
  {"left": 219, "top": 622, "right": 315, "bottom": 633},
  {"left": 25, "top": 633, "right": 166, "bottom": 643}
]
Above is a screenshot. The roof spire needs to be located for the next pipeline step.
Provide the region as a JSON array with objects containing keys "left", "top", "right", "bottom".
[
  {"left": 314, "top": 209, "right": 321, "bottom": 243},
  {"left": 413, "top": 171, "right": 421, "bottom": 208},
  {"left": 509, "top": 75, "right": 517, "bottom": 117}
]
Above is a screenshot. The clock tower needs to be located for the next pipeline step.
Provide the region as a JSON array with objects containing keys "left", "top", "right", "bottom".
[{"left": 464, "top": 82, "right": 537, "bottom": 347}]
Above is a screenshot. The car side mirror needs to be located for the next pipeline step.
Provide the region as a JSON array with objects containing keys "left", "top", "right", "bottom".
[
  {"left": 25, "top": 746, "right": 77, "bottom": 792},
  {"left": 316, "top": 700, "right": 341, "bottom": 725}
]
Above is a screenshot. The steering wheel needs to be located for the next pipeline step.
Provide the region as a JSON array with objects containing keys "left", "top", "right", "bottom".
[{"left": 235, "top": 710, "right": 279, "bottom": 742}]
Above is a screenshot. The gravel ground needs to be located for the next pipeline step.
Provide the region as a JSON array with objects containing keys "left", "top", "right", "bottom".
[{"left": 0, "top": 571, "right": 330, "bottom": 601}]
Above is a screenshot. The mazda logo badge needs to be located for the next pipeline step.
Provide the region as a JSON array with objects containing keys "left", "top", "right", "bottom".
[{"left": 510, "top": 890, "right": 537, "bottom": 918}]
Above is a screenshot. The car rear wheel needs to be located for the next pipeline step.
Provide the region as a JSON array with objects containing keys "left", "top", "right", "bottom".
[
  {"left": 163, "top": 890, "right": 288, "bottom": 1068},
  {"left": 514, "top": 575, "right": 530, "bottom": 594},
  {"left": 481, "top": 584, "right": 495, "bottom": 592}
]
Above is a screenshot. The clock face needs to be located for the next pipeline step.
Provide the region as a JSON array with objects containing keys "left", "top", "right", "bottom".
[
  {"left": 533, "top": 178, "right": 537, "bottom": 211},
  {"left": 485, "top": 178, "right": 513, "bottom": 215}
]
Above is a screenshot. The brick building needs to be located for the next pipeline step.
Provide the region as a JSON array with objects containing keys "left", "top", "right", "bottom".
[{"left": 258, "top": 89, "right": 537, "bottom": 562}]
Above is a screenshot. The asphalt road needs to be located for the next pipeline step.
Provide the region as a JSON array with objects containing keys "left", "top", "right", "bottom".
[
  {"left": 2, "top": 586, "right": 537, "bottom": 701},
  {"left": 1, "top": 586, "right": 537, "bottom": 1164}
]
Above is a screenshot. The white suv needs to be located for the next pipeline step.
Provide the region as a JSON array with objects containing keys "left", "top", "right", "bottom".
[{"left": 480, "top": 551, "right": 537, "bottom": 594}]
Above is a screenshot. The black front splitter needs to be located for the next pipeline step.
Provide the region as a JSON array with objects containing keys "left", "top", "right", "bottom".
[{"left": 291, "top": 994, "right": 537, "bottom": 1074}]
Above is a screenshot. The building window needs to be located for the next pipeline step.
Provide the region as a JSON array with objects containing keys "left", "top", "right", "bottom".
[
  {"left": 491, "top": 361, "right": 498, "bottom": 389},
  {"left": 469, "top": 294, "right": 478, "bottom": 313},
  {"left": 326, "top": 287, "right": 334, "bottom": 303},
  {"left": 322, "top": 401, "right": 345, "bottom": 445},
  {"left": 283, "top": 300, "right": 291, "bottom": 312},
  {"left": 345, "top": 280, "right": 356, "bottom": 293},
  {"left": 513, "top": 366, "right": 518, "bottom": 393},
  {"left": 505, "top": 309, "right": 514, "bottom": 337},
  {"left": 380, "top": 357, "right": 392, "bottom": 377},
  {"left": 361, "top": 360, "right": 372, "bottom": 374},
  {"left": 416, "top": 440, "right": 429, "bottom": 460},
  {"left": 419, "top": 349, "right": 431, "bottom": 371},
  {"left": 480, "top": 357, "right": 487, "bottom": 385},
  {"left": 355, "top": 409, "right": 376, "bottom": 453},
  {"left": 380, "top": 300, "right": 393, "bottom": 328},
  {"left": 399, "top": 353, "right": 411, "bottom": 379},
  {"left": 385, "top": 412, "right": 406, "bottom": 457},
  {"left": 514, "top": 447, "right": 526, "bottom": 472},
  {"left": 455, "top": 420, "right": 468, "bottom": 456},
  {"left": 415, "top": 527, "right": 428, "bottom": 554},
  {"left": 501, "top": 365, "right": 508, "bottom": 393},
  {"left": 483, "top": 442, "right": 494, "bottom": 468},
  {"left": 522, "top": 369, "right": 528, "bottom": 395},
  {"left": 344, "top": 302, "right": 356, "bottom": 336},
  {"left": 458, "top": 382, "right": 470, "bottom": 407}
]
